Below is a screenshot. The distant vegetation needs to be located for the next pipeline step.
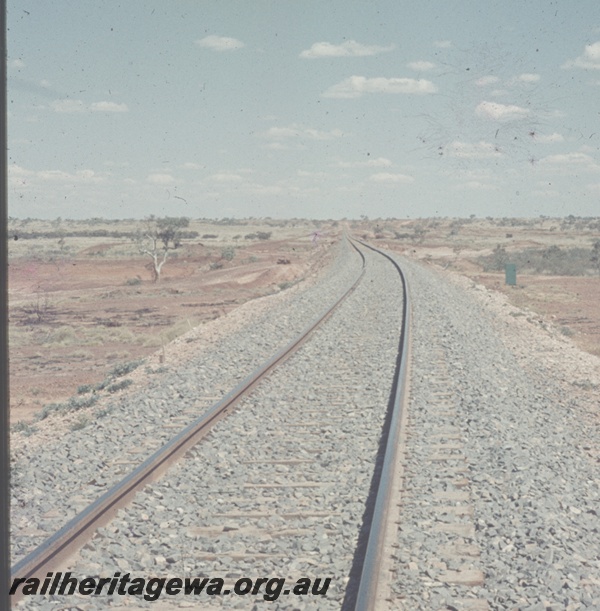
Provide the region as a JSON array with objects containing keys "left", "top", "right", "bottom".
[
  {"left": 478, "top": 244, "right": 597, "bottom": 276},
  {"left": 9, "top": 229, "right": 199, "bottom": 240}
]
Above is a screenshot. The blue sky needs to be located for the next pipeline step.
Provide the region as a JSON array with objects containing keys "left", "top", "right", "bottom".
[{"left": 6, "top": 0, "right": 600, "bottom": 219}]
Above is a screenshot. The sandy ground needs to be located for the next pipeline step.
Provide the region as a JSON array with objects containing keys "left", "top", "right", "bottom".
[{"left": 9, "top": 230, "right": 336, "bottom": 425}]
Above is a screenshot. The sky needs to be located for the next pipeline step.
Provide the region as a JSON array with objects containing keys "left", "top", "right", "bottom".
[{"left": 6, "top": 0, "right": 600, "bottom": 220}]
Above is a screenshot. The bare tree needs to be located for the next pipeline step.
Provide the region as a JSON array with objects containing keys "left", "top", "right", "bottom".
[{"left": 136, "top": 216, "right": 190, "bottom": 282}]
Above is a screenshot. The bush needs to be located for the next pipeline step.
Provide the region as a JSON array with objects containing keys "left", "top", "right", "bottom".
[
  {"left": 256, "top": 231, "right": 272, "bottom": 240},
  {"left": 125, "top": 276, "right": 142, "bottom": 286},
  {"left": 107, "top": 379, "right": 133, "bottom": 393},
  {"left": 36, "top": 402, "right": 63, "bottom": 421},
  {"left": 221, "top": 246, "right": 236, "bottom": 261},
  {"left": 67, "top": 395, "right": 98, "bottom": 411},
  {"left": 12, "top": 421, "right": 36, "bottom": 436},
  {"left": 109, "top": 359, "right": 143, "bottom": 378}
]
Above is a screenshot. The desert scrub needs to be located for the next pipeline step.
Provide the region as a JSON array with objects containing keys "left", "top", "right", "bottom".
[
  {"left": 572, "top": 379, "right": 598, "bottom": 391},
  {"left": 44, "top": 325, "right": 79, "bottom": 346},
  {"left": 95, "top": 405, "right": 114, "bottom": 418},
  {"left": 70, "top": 415, "right": 90, "bottom": 431},
  {"left": 107, "top": 379, "right": 133, "bottom": 394},
  {"left": 12, "top": 421, "right": 36, "bottom": 436},
  {"left": 35, "top": 402, "right": 64, "bottom": 421},
  {"left": 221, "top": 246, "right": 236, "bottom": 261},
  {"left": 66, "top": 395, "right": 98, "bottom": 411},
  {"left": 69, "top": 349, "right": 93, "bottom": 360},
  {"left": 146, "top": 366, "right": 167, "bottom": 375},
  {"left": 108, "top": 359, "right": 143, "bottom": 378}
]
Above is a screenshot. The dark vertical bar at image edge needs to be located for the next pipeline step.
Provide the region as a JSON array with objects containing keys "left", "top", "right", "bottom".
[{"left": 1, "top": 0, "right": 11, "bottom": 608}]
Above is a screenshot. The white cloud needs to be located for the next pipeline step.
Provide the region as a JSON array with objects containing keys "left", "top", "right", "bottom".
[
  {"left": 407, "top": 60, "right": 436, "bottom": 71},
  {"left": 265, "top": 127, "right": 299, "bottom": 139},
  {"left": 90, "top": 101, "right": 129, "bottom": 112},
  {"left": 475, "top": 100, "right": 530, "bottom": 121},
  {"left": 585, "top": 182, "right": 600, "bottom": 193},
  {"left": 147, "top": 173, "right": 175, "bottom": 184},
  {"left": 195, "top": 35, "right": 245, "bottom": 51},
  {"left": 337, "top": 157, "right": 393, "bottom": 168},
  {"left": 563, "top": 41, "right": 600, "bottom": 69},
  {"left": 209, "top": 173, "right": 243, "bottom": 182},
  {"left": 297, "top": 170, "right": 328, "bottom": 178},
  {"left": 37, "top": 169, "right": 103, "bottom": 183},
  {"left": 516, "top": 73, "right": 541, "bottom": 83},
  {"left": 539, "top": 152, "right": 600, "bottom": 170},
  {"left": 461, "top": 181, "right": 495, "bottom": 190},
  {"left": 245, "top": 183, "right": 284, "bottom": 195},
  {"left": 8, "top": 164, "right": 33, "bottom": 178},
  {"left": 9, "top": 165, "right": 107, "bottom": 188},
  {"left": 543, "top": 152, "right": 590, "bottom": 164},
  {"left": 11, "top": 58, "right": 25, "bottom": 69},
  {"left": 263, "top": 124, "right": 345, "bottom": 141},
  {"left": 323, "top": 76, "right": 437, "bottom": 98},
  {"left": 263, "top": 142, "right": 288, "bottom": 150},
  {"left": 51, "top": 99, "right": 86, "bottom": 113},
  {"left": 534, "top": 132, "right": 564, "bottom": 143},
  {"left": 51, "top": 99, "right": 128, "bottom": 113},
  {"left": 532, "top": 188, "right": 559, "bottom": 198},
  {"left": 448, "top": 141, "right": 502, "bottom": 159},
  {"left": 300, "top": 40, "right": 394, "bottom": 59},
  {"left": 304, "top": 128, "right": 345, "bottom": 140},
  {"left": 182, "top": 162, "right": 204, "bottom": 170},
  {"left": 475, "top": 76, "right": 500, "bottom": 86},
  {"left": 434, "top": 40, "right": 452, "bottom": 48},
  {"left": 369, "top": 172, "right": 414, "bottom": 183}
]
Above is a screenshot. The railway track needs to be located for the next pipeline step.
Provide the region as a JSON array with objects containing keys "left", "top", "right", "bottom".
[{"left": 11, "top": 237, "right": 411, "bottom": 609}]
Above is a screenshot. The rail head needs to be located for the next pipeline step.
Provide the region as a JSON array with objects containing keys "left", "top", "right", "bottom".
[{"left": 350, "top": 238, "right": 411, "bottom": 611}]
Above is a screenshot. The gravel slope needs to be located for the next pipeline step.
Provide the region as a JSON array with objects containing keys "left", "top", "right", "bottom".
[{"left": 391, "top": 255, "right": 599, "bottom": 611}]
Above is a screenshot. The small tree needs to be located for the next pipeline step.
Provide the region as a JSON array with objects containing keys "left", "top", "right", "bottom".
[{"left": 136, "top": 216, "right": 189, "bottom": 282}]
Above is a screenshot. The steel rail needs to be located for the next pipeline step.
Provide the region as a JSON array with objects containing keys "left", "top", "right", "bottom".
[
  {"left": 351, "top": 239, "right": 411, "bottom": 611},
  {"left": 10, "top": 238, "right": 367, "bottom": 591}
]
